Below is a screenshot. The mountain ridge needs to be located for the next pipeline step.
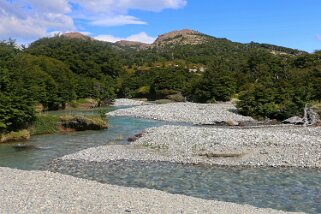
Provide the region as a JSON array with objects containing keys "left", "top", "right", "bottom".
[{"left": 59, "top": 29, "right": 305, "bottom": 55}]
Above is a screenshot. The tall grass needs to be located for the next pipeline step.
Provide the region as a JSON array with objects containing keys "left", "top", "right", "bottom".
[{"left": 29, "top": 114, "right": 59, "bottom": 135}]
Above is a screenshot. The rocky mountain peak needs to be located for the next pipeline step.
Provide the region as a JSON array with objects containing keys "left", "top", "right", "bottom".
[{"left": 152, "top": 29, "right": 208, "bottom": 47}]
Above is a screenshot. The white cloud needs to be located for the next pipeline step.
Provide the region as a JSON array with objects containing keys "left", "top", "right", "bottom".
[
  {"left": 316, "top": 34, "right": 321, "bottom": 42},
  {"left": 0, "top": 0, "right": 74, "bottom": 42},
  {"left": 90, "top": 15, "right": 146, "bottom": 27},
  {"left": 0, "top": 0, "right": 187, "bottom": 42},
  {"left": 95, "top": 32, "right": 156, "bottom": 44},
  {"left": 95, "top": 35, "right": 123, "bottom": 43},
  {"left": 69, "top": 0, "right": 187, "bottom": 26},
  {"left": 0, "top": 16, "right": 46, "bottom": 40},
  {"left": 126, "top": 32, "right": 156, "bottom": 44},
  {"left": 70, "top": 0, "right": 187, "bottom": 13}
]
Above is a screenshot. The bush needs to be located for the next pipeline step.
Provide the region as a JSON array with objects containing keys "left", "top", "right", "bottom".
[{"left": 236, "top": 82, "right": 310, "bottom": 120}]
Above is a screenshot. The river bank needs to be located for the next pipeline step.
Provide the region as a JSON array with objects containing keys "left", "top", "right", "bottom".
[
  {"left": 0, "top": 114, "right": 108, "bottom": 144},
  {"left": 0, "top": 167, "right": 299, "bottom": 214}
]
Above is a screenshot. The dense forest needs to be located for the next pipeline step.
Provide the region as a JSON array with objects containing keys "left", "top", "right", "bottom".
[{"left": 1, "top": 31, "right": 321, "bottom": 133}]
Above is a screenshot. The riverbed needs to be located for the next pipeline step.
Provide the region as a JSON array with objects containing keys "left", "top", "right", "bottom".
[{"left": 0, "top": 103, "right": 320, "bottom": 213}]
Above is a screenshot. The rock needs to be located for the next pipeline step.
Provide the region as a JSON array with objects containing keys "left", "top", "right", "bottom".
[
  {"left": 128, "top": 132, "right": 144, "bottom": 142},
  {"left": 134, "top": 132, "right": 143, "bottom": 138},
  {"left": 12, "top": 144, "right": 42, "bottom": 151},
  {"left": 226, "top": 119, "right": 239, "bottom": 126},
  {"left": 283, "top": 116, "right": 304, "bottom": 125},
  {"left": 127, "top": 136, "right": 138, "bottom": 142}
]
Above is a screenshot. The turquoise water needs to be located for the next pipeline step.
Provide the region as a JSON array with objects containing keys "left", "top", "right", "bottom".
[
  {"left": 0, "top": 114, "right": 163, "bottom": 170},
  {"left": 0, "top": 108, "right": 320, "bottom": 213}
]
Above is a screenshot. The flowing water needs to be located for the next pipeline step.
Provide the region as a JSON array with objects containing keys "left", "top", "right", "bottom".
[{"left": 0, "top": 107, "right": 320, "bottom": 213}]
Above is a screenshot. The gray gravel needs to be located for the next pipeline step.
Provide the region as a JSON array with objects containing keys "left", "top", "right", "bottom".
[
  {"left": 107, "top": 102, "right": 254, "bottom": 124},
  {"left": 0, "top": 167, "right": 296, "bottom": 214},
  {"left": 63, "top": 125, "right": 321, "bottom": 168},
  {"left": 132, "top": 125, "right": 321, "bottom": 168},
  {"left": 112, "top": 98, "right": 149, "bottom": 106}
]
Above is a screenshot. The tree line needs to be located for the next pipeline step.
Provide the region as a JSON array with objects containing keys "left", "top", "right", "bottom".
[{"left": 1, "top": 35, "right": 320, "bottom": 132}]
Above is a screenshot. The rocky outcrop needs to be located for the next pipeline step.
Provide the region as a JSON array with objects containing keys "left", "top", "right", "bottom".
[{"left": 151, "top": 29, "right": 209, "bottom": 48}]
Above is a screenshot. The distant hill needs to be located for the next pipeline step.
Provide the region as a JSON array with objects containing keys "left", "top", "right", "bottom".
[
  {"left": 113, "top": 29, "right": 304, "bottom": 56},
  {"left": 115, "top": 40, "right": 149, "bottom": 50},
  {"left": 62, "top": 32, "right": 94, "bottom": 41},
  {"left": 27, "top": 29, "right": 307, "bottom": 72}
]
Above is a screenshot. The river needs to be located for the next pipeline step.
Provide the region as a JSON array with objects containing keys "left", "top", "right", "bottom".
[{"left": 0, "top": 107, "right": 320, "bottom": 213}]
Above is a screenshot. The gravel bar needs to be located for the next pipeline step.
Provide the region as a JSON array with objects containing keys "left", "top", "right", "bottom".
[
  {"left": 107, "top": 102, "right": 254, "bottom": 124},
  {"left": 112, "top": 98, "right": 149, "bottom": 106},
  {"left": 0, "top": 167, "right": 296, "bottom": 214},
  {"left": 63, "top": 125, "right": 321, "bottom": 168}
]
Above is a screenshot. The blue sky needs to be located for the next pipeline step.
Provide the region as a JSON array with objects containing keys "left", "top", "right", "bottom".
[{"left": 1, "top": 0, "right": 320, "bottom": 52}]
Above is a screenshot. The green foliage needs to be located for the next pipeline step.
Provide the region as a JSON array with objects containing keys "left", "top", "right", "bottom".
[
  {"left": 29, "top": 114, "right": 59, "bottom": 135},
  {"left": 0, "top": 54, "right": 36, "bottom": 132},
  {"left": 150, "top": 68, "right": 190, "bottom": 100},
  {"left": 0, "top": 93, "right": 35, "bottom": 132},
  {"left": 190, "top": 59, "right": 237, "bottom": 102},
  {"left": 26, "top": 36, "right": 122, "bottom": 78},
  {"left": 0, "top": 32, "right": 320, "bottom": 133}
]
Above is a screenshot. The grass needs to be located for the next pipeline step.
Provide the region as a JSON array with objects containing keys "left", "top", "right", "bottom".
[
  {"left": 29, "top": 114, "right": 60, "bottom": 135},
  {"left": 59, "top": 115, "right": 108, "bottom": 130},
  {"left": 67, "top": 98, "right": 99, "bottom": 109},
  {"left": 30, "top": 113, "right": 108, "bottom": 135},
  {"left": 0, "top": 130, "right": 30, "bottom": 143}
]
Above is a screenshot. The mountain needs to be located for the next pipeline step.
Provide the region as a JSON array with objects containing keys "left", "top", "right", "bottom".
[
  {"left": 115, "top": 40, "right": 149, "bottom": 50},
  {"left": 27, "top": 29, "right": 306, "bottom": 71},
  {"left": 114, "top": 29, "right": 211, "bottom": 50},
  {"left": 151, "top": 29, "right": 209, "bottom": 48},
  {"left": 62, "top": 32, "right": 94, "bottom": 41},
  {"left": 114, "top": 29, "right": 304, "bottom": 56}
]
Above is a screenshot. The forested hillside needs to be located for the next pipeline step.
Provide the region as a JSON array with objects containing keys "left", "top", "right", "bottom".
[{"left": 1, "top": 29, "right": 320, "bottom": 132}]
